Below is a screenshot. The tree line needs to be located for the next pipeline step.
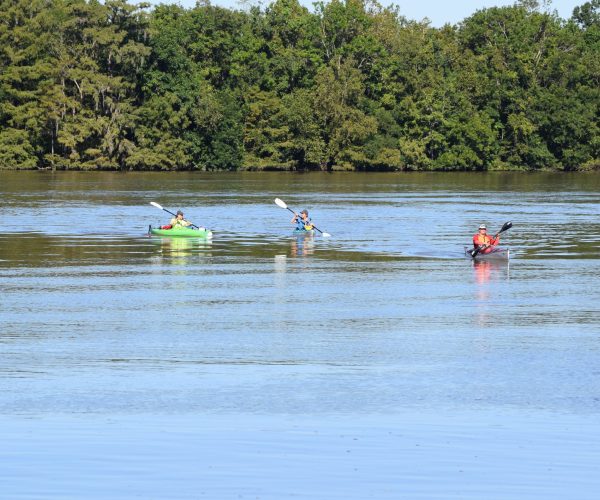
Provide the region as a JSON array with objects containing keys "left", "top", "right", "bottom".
[{"left": 0, "top": 0, "right": 598, "bottom": 171}]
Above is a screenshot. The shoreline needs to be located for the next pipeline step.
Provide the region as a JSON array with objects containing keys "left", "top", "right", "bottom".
[{"left": 1, "top": 167, "right": 599, "bottom": 174}]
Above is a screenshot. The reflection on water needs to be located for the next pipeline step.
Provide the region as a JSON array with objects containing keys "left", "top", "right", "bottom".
[
  {"left": 472, "top": 260, "right": 510, "bottom": 327},
  {"left": 290, "top": 234, "right": 315, "bottom": 257},
  {"left": 472, "top": 260, "right": 510, "bottom": 285},
  {"left": 150, "top": 236, "right": 213, "bottom": 266},
  {"left": 473, "top": 260, "right": 493, "bottom": 285},
  {"left": 273, "top": 254, "right": 287, "bottom": 271}
]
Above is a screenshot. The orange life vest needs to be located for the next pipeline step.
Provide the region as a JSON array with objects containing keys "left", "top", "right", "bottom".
[{"left": 473, "top": 233, "right": 499, "bottom": 253}]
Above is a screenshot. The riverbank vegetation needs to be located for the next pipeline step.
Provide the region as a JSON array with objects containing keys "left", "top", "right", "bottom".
[{"left": 0, "top": 0, "right": 598, "bottom": 171}]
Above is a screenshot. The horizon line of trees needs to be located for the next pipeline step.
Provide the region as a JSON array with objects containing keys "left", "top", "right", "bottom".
[{"left": 0, "top": 0, "right": 599, "bottom": 172}]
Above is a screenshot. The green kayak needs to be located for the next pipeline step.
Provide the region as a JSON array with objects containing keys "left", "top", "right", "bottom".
[{"left": 149, "top": 225, "right": 213, "bottom": 238}]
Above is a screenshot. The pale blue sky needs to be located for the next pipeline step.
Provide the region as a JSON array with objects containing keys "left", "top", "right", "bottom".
[{"left": 145, "top": 0, "right": 584, "bottom": 26}]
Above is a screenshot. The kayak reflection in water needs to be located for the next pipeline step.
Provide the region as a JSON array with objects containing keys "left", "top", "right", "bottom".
[
  {"left": 291, "top": 209, "right": 314, "bottom": 232},
  {"left": 169, "top": 210, "right": 192, "bottom": 229},
  {"left": 472, "top": 224, "right": 500, "bottom": 254},
  {"left": 290, "top": 236, "right": 315, "bottom": 257},
  {"left": 473, "top": 260, "right": 492, "bottom": 284}
]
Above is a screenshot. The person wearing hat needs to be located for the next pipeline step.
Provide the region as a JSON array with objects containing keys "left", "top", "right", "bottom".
[
  {"left": 170, "top": 210, "right": 192, "bottom": 228},
  {"left": 291, "top": 209, "right": 314, "bottom": 232},
  {"left": 472, "top": 223, "right": 500, "bottom": 254}
]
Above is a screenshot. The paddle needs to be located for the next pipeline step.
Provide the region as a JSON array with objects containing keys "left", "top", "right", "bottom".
[
  {"left": 274, "top": 198, "right": 331, "bottom": 237},
  {"left": 470, "top": 221, "right": 513, "bottom": 258},
  {"left": 149, "top": 202, "right": 201, "bottom": 230}
]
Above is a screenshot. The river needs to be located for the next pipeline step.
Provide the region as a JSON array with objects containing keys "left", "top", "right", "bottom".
[{"left": 1, "top": 171, "right": 599, "bottom": 499}]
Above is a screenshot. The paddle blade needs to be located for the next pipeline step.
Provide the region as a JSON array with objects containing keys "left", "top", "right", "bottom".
[
  {"left": 495, "top": 221, "right": 513, "bottom": 237},
  {"left": 274, "top": 198, "right": 288, "bottom": 209},
  {"left": 150, "top": 202, "right": 163, "bottom": 210},
  {"left": 470, "top": 245, "right": 483, "bottom": 258},
  {"left": 312, "top": 226, "right": 330, "bottom": 237}
]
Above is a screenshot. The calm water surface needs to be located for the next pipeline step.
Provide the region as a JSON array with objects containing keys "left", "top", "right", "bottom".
[{"left": 1, "top": 171, "right": 599, "bottom": 499}]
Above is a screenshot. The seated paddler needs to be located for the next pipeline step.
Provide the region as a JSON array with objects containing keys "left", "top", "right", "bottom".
[
  {"left": 291, "top": 209, "right": 314, "bottom": 231},
  {"left": 472, "top": 224, "right": 499, "bottom": 254},
  {"left": 170, "top": 210, "right": 192, "bottom": 229}
]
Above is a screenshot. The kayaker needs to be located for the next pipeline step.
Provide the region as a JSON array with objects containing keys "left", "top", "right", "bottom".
[
  {"left": 473, "top": 224, "right": 500, "bottom": 254},
  {"left": 291, "top": 209, "right": 314, "bottom": 231},
  {"left": 170, "top": 210, "right": 192, "bottom": 228}
]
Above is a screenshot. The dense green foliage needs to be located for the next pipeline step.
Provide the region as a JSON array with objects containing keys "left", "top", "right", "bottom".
[{"left": 0, "top": 0, "right": 598, "bottom": 170}]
